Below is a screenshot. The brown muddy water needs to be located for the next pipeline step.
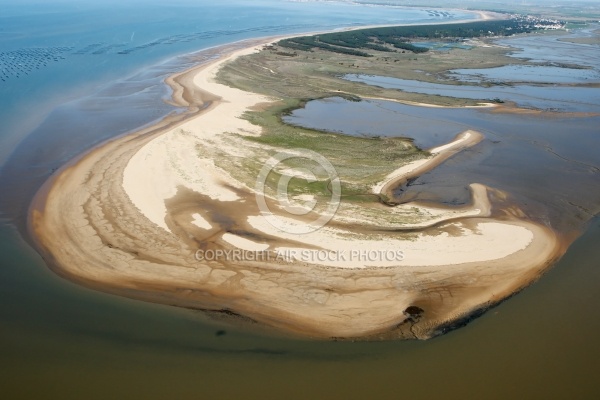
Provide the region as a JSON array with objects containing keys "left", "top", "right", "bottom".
[{"left": 1, "top": 33, "right": 599, "bottom": 399}]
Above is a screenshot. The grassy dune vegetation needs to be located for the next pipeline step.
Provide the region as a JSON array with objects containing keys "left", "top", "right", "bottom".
[
  {"left": 217, "top": 21, "right": 531, "bottom": 104},
  {"left": 214, "top": 20, "right": 549, "bottom": 204}
]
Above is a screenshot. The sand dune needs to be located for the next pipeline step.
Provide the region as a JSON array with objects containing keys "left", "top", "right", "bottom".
[{"left": 31, "top": 36, "right": 562, "bottom": 340}]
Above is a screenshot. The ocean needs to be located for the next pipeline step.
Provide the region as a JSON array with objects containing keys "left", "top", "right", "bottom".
[
  {"left": 1, "top": 1, "right": 599, "bottom": 399},
  {"left": 0, "top": 0, "right": 475, "bottom": 164}
]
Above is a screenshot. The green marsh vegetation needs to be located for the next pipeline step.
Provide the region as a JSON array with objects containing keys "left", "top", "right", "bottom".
[{"left": 214, "top": 19, "right": 558, "bottom": 209}]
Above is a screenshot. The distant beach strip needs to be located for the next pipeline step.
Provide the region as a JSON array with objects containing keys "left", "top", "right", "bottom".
[{"left": 31, "top": 18, "right": 565, "bottom": 340}]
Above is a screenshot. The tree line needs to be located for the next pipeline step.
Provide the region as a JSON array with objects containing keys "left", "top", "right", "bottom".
[{"left": 278, "top": 19, "right": 545, "bottom": 57}]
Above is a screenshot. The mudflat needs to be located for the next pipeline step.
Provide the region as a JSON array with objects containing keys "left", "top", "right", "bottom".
[{"left": 31, "top": 32, "right": 563, "bottom": 340}]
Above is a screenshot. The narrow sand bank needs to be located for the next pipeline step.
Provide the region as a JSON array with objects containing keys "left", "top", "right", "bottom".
[
  {"left": 31, "top": 29, "right": 563, "bottom": 340},
  {"left": 373, "top": 130, "right": 483, "bottom": 199}
]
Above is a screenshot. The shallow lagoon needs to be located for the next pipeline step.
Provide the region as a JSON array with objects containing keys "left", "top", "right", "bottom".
[
  {"left": 285, "top": 96, "right": 600, "bottom": 232},
  {"left": 346, "top": 26, "right": 600, "bottom": 111},
  {"left": 449, "top": 25, "right": 600, "bottom": 84},
  {"left": 344, "top": 74, "right": 600, "bottom": 112},
  {"left": 495, "top": 25, "right": 600, "bottom": 68},
  {"left": 449, "top": 64, "right": 600, "bottom": 84},
  {"left": 1, "top": 6, "right": 600, "bottom": 399}
]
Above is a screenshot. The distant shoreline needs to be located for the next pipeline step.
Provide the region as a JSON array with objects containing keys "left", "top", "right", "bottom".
[{"left": 30, "top": 14, "right": 565, "bottom": 340}]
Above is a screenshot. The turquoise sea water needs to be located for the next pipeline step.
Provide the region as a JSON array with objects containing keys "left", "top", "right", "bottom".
[{"left": 1, "top": 2, "right": 600, "bottom": 399}]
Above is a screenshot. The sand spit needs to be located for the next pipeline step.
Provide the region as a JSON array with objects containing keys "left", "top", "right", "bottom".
[
  {"left": 31, "top": 33, "right": 562, "bottom": 340},
  {"left": 373, "top": 130, "right": 483, "bottom": 199}
]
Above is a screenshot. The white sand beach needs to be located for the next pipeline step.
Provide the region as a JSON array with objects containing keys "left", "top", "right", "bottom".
[{"left": 31, "top": 28, "right": 562, "bottom": 340}]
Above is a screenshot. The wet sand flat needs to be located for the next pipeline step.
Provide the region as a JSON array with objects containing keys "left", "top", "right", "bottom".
[{"left": 31, "top": 33, "right": 564, "bottom": 340}]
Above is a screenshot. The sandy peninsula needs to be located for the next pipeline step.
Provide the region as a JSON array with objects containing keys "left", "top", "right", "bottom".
[{"left": 31, "top": 29, "right": 563, "bottom": 339}]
